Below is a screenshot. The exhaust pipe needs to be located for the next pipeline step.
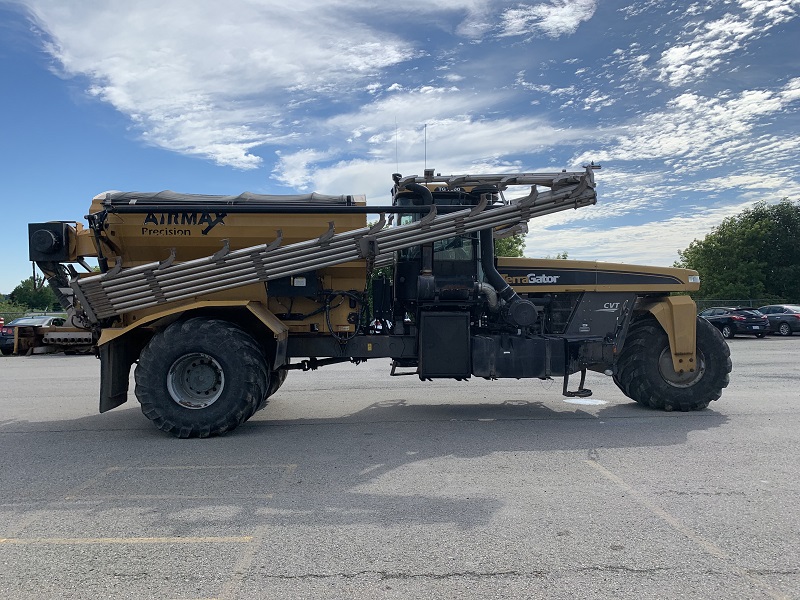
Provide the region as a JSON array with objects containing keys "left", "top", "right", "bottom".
[{"left": 479, "top": 229, "right": 537, "bottom": 327}]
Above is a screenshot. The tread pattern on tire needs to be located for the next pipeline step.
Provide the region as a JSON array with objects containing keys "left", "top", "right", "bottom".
[
  {"left": 134, "top": 317, "right": 268, "bottom": 438},
  {"left": 614, "top": 316, "right": 731, "bottom": 412},
  {"left": 256, "top": 368, "right": 287, "bottom": 411}
]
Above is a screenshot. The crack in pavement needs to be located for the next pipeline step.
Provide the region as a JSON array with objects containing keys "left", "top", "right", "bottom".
[{"left": 249, "top": 569, "right": 547, "bottom": 581}]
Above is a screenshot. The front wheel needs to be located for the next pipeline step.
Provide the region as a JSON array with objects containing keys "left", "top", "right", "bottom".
[
  {"left": 614, "top": 316, "right": 731, "bottom": 411},
  {"left": 134, "top": 318, "right": 268, "bottom": 438},
  {"left": 255, "top": 368, "right": 288, "bottom": 412}
]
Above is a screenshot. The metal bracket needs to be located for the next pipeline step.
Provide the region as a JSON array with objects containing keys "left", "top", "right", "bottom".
[
  {"left": 69, "top": 276, "right": 99, "bottom": 324},
  {"left": 212, "top": 239, "right": 231, "bottom": 261},
  {"left": 265, "top": 230, "right": 283, "bottom": 252},
  {"left": 367, "top": 214, "right": 386, "bottom": 234},
  {"left": 419, "top": 205, "right": 437, "bottom": 229},
  {"left": 568, "top": 168, "right": 592, "bottom": 201},
  {"left": 105, "top": 257, "right": 123, "bottom": 278},
  {"left": 515, "top": 186, "right": 539, "bottom": 208},
  {"left": 390, "top": 360, "right": 419, "bottom": 376},
  {"left": 562, "top": 368, "right": 593, "bottom": 398},
  {"left": 468, "top": 193, "right": 490, "bottom": 217},
  {"left": 493, "top": 222, "right": 528, "bottom": 239},
  {"left": 158, "top": 248, "right": 177, "bottom": 270},
  {"left": 318, "top": 222, "right": 335, "bottom": 245},
  {"left": 357, "top": 236, "right": 380, "bottom": 260}
]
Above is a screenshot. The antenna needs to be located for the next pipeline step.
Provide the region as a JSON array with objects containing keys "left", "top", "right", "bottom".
[
  {"left": 424, "top": 123, "right": 427, "bottom": 171},
  {"left": 395, "top": 118, "right": 398, "bottom": 173}
]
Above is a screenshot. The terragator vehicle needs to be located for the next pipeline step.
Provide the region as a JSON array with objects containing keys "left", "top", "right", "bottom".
[{"left": 26, "top": 166, "right": 731, "bottom": 437}]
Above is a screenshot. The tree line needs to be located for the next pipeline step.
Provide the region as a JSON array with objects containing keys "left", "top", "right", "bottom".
[
  {"left": 675, "top": 198, "right": 800, "bottom": 302},
  {"left": 0, "top": 275, "right": 60, "bottom": 319}
]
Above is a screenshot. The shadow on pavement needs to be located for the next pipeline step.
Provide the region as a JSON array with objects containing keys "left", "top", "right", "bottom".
[{"left": 0, "top": 396, "right": 729, "bottom": 530}]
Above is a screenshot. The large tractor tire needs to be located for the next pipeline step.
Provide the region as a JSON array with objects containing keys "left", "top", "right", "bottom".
[
  {"left": 614, "top": 316, "right": 731, "bottom": 411},
  {"left": 269, "top": 368, "right": 288, "bottom": 396},
  {"left": 134, "top": 318, "right": 269, "bottom": 438},
  {"left": 255, "top": 368, "right": 288, "bottom": 411}
]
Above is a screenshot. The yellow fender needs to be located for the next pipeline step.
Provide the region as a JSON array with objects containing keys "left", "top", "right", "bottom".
[
  {"left": 98, "top": 300, "right": 288, "bottom": 346},
  {"left": 638, "top": 296, "right": 698, "bottom": 374}
]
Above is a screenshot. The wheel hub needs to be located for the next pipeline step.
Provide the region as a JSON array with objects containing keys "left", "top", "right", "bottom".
[
  {"left": 657, "top": 348, "right": 706, "bottom": 388},
  {"left": 167, "top": 353, "right": 225, "bottom": 409}
]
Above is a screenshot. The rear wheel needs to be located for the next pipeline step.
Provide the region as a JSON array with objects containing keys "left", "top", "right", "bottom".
[
  {"left": 614, "top": 316, "right": 731, "bottom": 411},
  {"left": 721, "top": 324, "right": 734, "bottom": 339},
  {"left": 134, "top": 317, "right": 268, "bottom": 438},
  {"left": 778, "top": 322, "right": 792, "bottom": 336},
  {"left": 756, "top": 332, "right": 767, "bottom": 338}
]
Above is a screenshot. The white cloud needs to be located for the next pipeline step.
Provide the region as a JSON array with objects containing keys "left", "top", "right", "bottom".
[
  {"left": 656, "top": 0, "right": 800, "bottom": 86},
  {"left": 272, "top": 149, "right": 335, "bottom": 188},
  {"left": 739, "top": 0, "right": 800, "bottom": 24},
  {"left": 23, "top": 0, "right": 593, "bottom": 169},
  {"left": 18, "top": 0, "right": 424, "bottom": 168},
  {"left": 573, "top": 79, "right": 800, "bottom": 177},
  {"left": 583, "top": 90, "right": 615, "bottom": 111},
  {"left": 270, "top": 83, "right": 598, "bottom": 192},
  {"left": 523, "top": 201, "right": 754, "bottom": 266},
  {"left": 499, "top": 0, "right": 597, "bottom": 38}
]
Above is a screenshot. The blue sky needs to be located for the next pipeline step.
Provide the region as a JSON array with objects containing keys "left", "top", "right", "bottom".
[{"left": 1, "top": 0, "right": 798, "bottom": 294}]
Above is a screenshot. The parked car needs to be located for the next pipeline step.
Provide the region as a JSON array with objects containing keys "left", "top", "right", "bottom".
[
  {"left": 698, "top": 306, "right": 769, "bottom": 339},
  {"left": 0, "top": 315, "right": 66, "bottom": 355},
  {"left": 757, "top": 304, "right": 800, "bottom": 336}
]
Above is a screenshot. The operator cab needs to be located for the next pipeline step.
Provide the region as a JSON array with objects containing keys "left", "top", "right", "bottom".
[{"left": 392, "top": 186, "right": 492, "bottom": 305}]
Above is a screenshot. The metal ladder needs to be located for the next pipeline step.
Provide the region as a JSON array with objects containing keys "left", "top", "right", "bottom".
[{"left": 72, "top": 167, "right": 597, "bottom": 322}]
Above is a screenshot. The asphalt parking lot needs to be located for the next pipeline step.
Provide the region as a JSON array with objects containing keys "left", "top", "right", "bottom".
[{"left": 1, "top": 336, "right": 798, "bottom": 599}]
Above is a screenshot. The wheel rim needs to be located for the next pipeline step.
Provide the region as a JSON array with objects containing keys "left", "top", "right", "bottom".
[
  {"left": 657, "top": 347, "right": 706, "bottom": 388},
  {"left": 167, "top": 352, "right": 225, "bottom": 409},
  {"left": 780, "top": 323, "right": 790, "bottom": 336},
  {"left": 722, "top": 326, "right": 731, "bottom": 338}
]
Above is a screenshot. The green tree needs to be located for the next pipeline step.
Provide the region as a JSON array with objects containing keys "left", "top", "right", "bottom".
[
  {"left": 0, "top": 299, "right": 28, "bottom": 323},
  {"left": 9, "top": 275, "right": 59, "bottom": 311},
  {"left": 494, "top": 233, "right": 525, "bottom": 257},
  {"left": 675, "top": 199, "right": 800, "bottom": 300}
]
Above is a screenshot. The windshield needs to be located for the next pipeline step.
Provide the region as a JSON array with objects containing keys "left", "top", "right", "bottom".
[
  {"left": 9, "top": 317, "right": 51, "bottom": 326},
  {"left": 433, "top": 235, "right": 475, "bottom": 261}
]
